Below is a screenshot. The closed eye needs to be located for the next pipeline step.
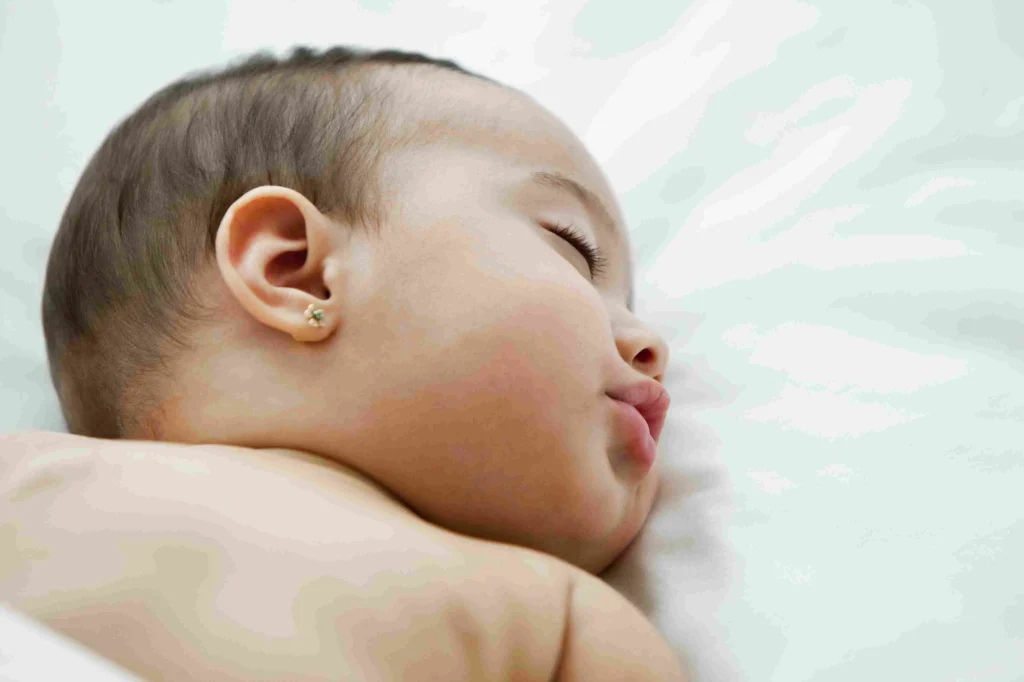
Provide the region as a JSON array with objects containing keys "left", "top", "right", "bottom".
[{"left": 542, "top": 220, "right": 608, "bottom": 280}]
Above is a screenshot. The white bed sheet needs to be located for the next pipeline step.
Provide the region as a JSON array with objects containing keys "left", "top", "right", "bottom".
[
  {"left": 0, "top": 603, "right": 143, "bottom": 682},
  {"left": 2, "top": 1, "right": 1021, "bottom": 680}
]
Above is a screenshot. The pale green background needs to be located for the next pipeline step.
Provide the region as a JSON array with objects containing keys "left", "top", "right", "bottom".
[{"left": 1, "top": 1, "right": 1022, "bottom": 680}]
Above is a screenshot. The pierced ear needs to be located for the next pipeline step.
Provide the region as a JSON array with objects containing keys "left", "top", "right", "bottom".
[{"left": 214, "top": 185, "right": 337, "bottom": 343}]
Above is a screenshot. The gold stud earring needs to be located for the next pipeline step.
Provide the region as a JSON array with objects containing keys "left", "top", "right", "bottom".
[{"left": 305, "top": 303, "right": 326, "bottom": 327}]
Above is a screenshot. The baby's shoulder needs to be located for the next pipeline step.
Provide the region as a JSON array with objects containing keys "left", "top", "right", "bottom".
[{"left": 0, "top": 431, "right": 571, "bottom": 681}]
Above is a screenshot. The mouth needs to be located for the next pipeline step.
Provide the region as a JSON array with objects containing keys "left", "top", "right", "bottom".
[
  {"left": 606, "top": 380, "right": 671, "bottom": 443},
  {"left": 609, "top": 398, "right": 659, "bottom": 470}
]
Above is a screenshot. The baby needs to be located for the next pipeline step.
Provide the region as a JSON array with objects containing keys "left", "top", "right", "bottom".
[{"left": 5, "top": 46, "right": 683, "bottom": 680}]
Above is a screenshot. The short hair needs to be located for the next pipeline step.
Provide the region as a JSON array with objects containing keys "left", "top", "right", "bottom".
[{"left": 41, "top": 45, "right": 496, "bottom": 440}]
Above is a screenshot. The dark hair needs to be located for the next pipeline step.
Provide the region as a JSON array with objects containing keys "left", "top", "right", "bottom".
[{"left": 41, "top": 45, "right": 496, "bottom": 440}]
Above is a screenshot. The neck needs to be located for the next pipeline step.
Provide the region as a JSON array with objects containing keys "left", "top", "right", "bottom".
[{"left": 254, "top": 446, "right": 416, "bottom": 519}]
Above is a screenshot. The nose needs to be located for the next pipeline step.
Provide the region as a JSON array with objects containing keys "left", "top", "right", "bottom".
[{"left": 615, "top": 315, "right": 670, "bottom": 383}]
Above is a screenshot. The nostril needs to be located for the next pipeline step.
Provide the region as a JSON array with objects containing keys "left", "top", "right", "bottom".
[{"left": 634, "top": 347, "right": 654, "bottom": 366}]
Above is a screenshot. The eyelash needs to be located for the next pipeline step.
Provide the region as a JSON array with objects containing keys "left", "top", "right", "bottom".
[{"left": 543, "top": 220, "right": 609, "bottom": 279}]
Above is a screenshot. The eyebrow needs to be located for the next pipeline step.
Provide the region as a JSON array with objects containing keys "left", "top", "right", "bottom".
[{"left": 527, "top": 170, "right": 634, "bottom": 312}]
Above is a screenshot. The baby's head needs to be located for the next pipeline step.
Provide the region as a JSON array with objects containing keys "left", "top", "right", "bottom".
[{"left": 42, "top": 46, "right": 670, "bottom": 574}]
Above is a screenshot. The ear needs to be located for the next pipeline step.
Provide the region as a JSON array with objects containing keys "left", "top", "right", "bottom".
[{"left": 214, "top": 185, "right": 340, "bottom": 343}]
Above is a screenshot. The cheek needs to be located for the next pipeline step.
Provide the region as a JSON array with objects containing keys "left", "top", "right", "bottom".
[
  {"left": 467, "top": 279, "right": 609, "bottom": 403},
  {"left": 405, "top": 277, "right": 610, "bottom": 462},
  {"left": 371, "top": 229, "right": 614, "bottom": 454},
  {"left": 403, "top": 232, "right": 612, "bottom": 392}
]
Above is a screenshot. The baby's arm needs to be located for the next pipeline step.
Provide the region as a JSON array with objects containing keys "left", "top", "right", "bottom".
[
  {"left": 554, "top": 567, "right": 687, "bottom": 682},
  {"left": 0, "top": 431, "right": 685, "bottom": 680}
]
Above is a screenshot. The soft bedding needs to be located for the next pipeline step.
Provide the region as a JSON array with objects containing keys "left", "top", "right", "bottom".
[{"left": 2, "top": 1, "right": 1022, "bottom": 680}]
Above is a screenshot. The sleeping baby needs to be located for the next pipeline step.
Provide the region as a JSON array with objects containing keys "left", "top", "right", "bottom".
[{"left": 1, "top": 46, "right": 684, "bottom": 680}]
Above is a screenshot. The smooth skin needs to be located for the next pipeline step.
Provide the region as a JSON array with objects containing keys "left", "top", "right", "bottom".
[
  {"left": 1, "top": 431, "right": 685, "bottom": 680},
  {"left": 4, "top": 65, "right": 685, "bottom": 679},
  {"left": 159, "top": 64, "right": 671, "bottom": 575}
]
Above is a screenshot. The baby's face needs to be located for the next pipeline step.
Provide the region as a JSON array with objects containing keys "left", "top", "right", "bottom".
[{"left": 199, "top": 68, "right": 670, "bottom": 573}]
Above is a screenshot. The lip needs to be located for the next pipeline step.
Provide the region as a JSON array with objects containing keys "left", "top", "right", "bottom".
[
  {"left": 609, "top": 398, "right": 659, "bottom": 471},
  {"left": 606, "top": 381, "right": 670, "bottom": 443}
]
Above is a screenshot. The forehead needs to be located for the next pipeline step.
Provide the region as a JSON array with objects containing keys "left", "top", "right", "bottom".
[
  {"left": 377, "top": 66, "right": 626, "bottom": 228},
  {"left": 374, "top": 65, "right": 633, "bottom": 292}
]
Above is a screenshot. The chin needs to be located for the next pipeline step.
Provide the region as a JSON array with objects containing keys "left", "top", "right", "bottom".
[
  {"left": 599, "top": 516, "right": 647, "bottom": 573},
  {"left": 572, "top": 504, "right": 650, "bottom": 575},
  {"left": 533, "top": 470, "right": 659, "bottom": 574},
  {"left": 593, "top": 470, "right": 659, "bottom": 573}
]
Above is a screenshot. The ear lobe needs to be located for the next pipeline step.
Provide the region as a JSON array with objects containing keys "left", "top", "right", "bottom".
[{"left": 214, "top": 185, "right": 337, "bottom": 343}]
